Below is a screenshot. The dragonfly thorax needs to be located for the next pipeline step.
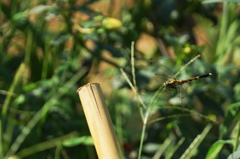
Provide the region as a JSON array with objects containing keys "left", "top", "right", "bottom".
[{"left": 164, "top": 79, "right": 180, "bottom": 89}]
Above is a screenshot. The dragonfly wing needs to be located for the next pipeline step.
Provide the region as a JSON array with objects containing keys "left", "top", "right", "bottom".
[
  {"left": 177, "top": 85, "right": 187, "bottom": 108},
  {"left": 154, "top": 62, "right": 176, "bottom": 79}
]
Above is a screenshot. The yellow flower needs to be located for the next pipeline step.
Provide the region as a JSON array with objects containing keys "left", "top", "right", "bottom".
[
  {"left": 102, "top": 17, "right": 122, "bottom": 31},
  {"left": 184, "top": 46, "right": 191, "bottom": 54}
]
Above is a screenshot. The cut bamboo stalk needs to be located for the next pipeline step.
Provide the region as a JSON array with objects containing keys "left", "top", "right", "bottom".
[{"left": 77, "top": 83, "right": 124, "bottom": 159}]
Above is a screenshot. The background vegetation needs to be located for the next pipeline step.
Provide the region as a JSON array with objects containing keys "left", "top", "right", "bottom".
[{"left": 0, "top": 0, "right": 240, "bottom": 159}]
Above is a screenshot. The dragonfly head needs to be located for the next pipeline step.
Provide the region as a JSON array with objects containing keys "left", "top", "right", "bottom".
[{"left": 164, "top": 82, "right": 168, "bottom": 87}]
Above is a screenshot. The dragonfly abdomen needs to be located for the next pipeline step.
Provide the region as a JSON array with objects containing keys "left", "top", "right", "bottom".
[
  {"left": 164, "top": 73, "right": 212, "bottom": 88},
  {"left": 181, "top": 73, "right": 212, "bottom": 83}
]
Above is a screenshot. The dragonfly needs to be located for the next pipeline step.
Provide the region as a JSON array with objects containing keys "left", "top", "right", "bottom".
[
  {"left": 153, "top": 60, "right": 213, "bottom": 107},
  {"left": 144, "top": 57, "right": 212, "bottom": 108},
  {"left": 164, "top": 73, "right": 212, "bottom": 89},
  {"left": 161, "top": 72, "right": 212, "bottom": 109}
]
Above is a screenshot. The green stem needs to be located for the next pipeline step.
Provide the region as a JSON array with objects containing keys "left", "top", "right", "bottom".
[{"left": 216, "top": 2, "right": 228, "bottom": 64}]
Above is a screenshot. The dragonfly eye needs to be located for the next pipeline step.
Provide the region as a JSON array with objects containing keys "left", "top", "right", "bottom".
[{"left": 164, "top": 82, "right": 168, "bottom": 86}]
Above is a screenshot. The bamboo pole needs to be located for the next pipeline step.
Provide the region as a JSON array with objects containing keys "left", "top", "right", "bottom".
[{"left": 77, "top": 83, "right": 124, "bottom": 159}]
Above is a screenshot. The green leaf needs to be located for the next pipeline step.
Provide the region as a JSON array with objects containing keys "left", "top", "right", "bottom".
[
  {"left": 50, "top": 34, "right": 71, "bottom": 46},
  {"left": 202, "top": 0, "right": 240, "bottom": 4},
  {"left": 228, "top": 102, "right": 240, "bottom": 110},
  {"left": 63, "top": 136, "right": 94, "bottom": 147},
  {"left": 206, "top": 140, "right": 233, "bottom": 159}
]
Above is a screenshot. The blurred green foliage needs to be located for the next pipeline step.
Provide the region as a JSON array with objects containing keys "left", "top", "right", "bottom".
[{"left": 0, "top": 0, "right": 240, "bottom": 159}]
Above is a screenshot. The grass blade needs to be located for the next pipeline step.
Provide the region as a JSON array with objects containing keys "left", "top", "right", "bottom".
[
  {"left": 4, "top": 69, "right": 87, "bottom": 159},
  {"left": 180, "top": 124, "right": 212, "bottom": 159}
]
